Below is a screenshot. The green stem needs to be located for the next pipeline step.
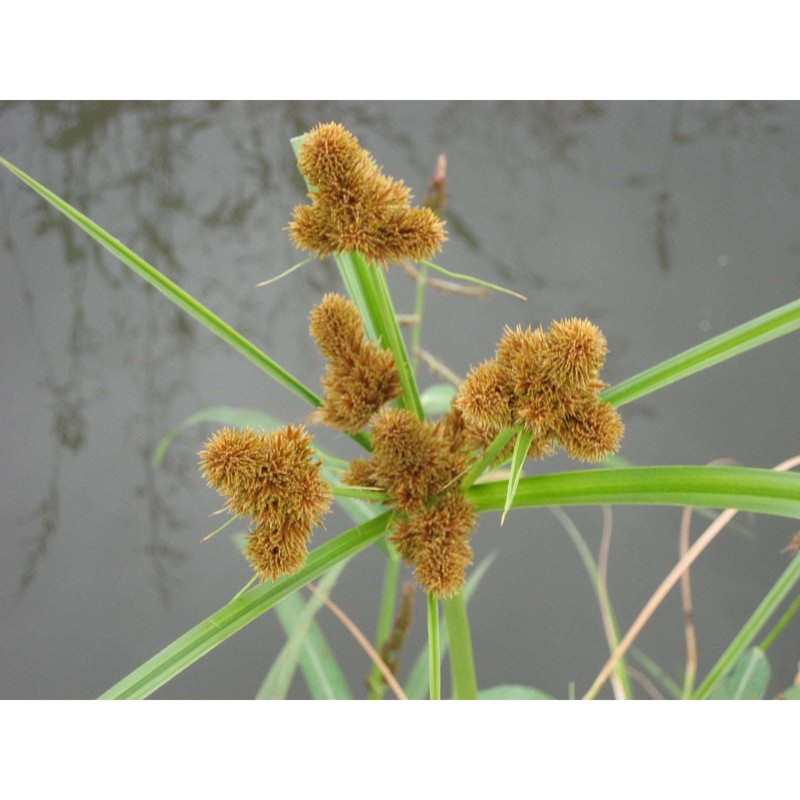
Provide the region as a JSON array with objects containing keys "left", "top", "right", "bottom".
[
  {"left": 443, "top": 593, "right": 478, "bottom": 699},
  {"left": 361, "top": 254, "right": 425, "bottom": 420},
  {"left": 694, "top": 551, "right": 800, "bottom": 699},
  {"left": 367, "top": 552, "right": 402, "bottom": 699},
  {"left": 460, "top": 428, "right": 516, "bottom": 491},
  {"left": 759, "top": 594, "right": 800, "bottom": 652},
  {"left": 428, "top": 593, "right": 442, "bottom": 700},
  {"left": 330, "top": 485, "right": 389, "bottom": 502}
]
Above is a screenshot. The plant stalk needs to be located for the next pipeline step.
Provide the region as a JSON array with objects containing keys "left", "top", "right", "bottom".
[
  {"left": 443, "top": 594, "right": 478, "bottom": 699},
  {"left": 428, "top": 593, "right": 442, "bottom": 700}
]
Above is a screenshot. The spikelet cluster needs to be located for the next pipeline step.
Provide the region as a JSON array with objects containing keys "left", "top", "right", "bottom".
[
  {"left": 390, "top": 493, "right": 476, "bottom": 598},
  {"left": 342, "top": 407, "right": 476, "bottom": 596},
  {"left": 199, "top": 425, "right": 332, "bottom": 581},
  {"left": 309, "top": 294, "right": 401, "bottom": 433},
  {"left": 457, "top": 318, "right": 624, "bottom": 462},
  {"left": 289, "top": 122, "right": 446, "bottom": 267}
]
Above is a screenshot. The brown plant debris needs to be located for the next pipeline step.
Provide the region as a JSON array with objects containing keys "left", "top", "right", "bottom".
[
  {"left": 199, "top": 425, "right": 332, "bottom": 581},
  {"left": 366, "top": 582, "right": 416, "bottom": 697},
  {"left": 309, "top": 293, "right": 402, "bottom": 433},
  {"left": 289, "top": 122, "right": 447, "bottom": 266}
]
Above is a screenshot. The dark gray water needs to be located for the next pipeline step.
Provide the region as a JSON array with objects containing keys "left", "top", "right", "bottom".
[{"left": 1, "top": 101, "right": 799, "bottom": 699}]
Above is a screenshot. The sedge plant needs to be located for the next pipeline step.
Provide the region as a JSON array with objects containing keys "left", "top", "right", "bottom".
[{"left": 3, "top": 121, "right": 800, "bottom": 701}]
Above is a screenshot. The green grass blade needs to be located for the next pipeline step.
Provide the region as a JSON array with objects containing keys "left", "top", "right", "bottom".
[
  {"left": 428, "top": 593, "right": 442, "bottom": 700},
  {"left": 468, "top": 466, "right": 800, "bottom": 520},
  {"left": 99, "top": 511, "right": 393, "bottom": 699},
  {"left": 0, "top": 157, "right": 331, "bottom": 418},
  {"left": 759, "top": 594, "right": 800, "bottom": 652},
  {"left": 272, "top": 591, "right": 352, "bottom": 699},
  {"left": 443, "top": 594, "right": 478, "bottom": 699},
  {"left": 405, "top": 553, "right": 496, "bottom": 699},
  {"left": 502, "top": 429, "right": 535, "bottom": 525},
  {"left": 601, "top": 296, "right": 800, "bottom": 408},
  {"left": 256, "top": 563, "right": 346, "bottom": 699},
  {"left": 550, "top": 507, "right": 633, "bottom": 699},
  {"left": 695, "top": 551, "right": 800, "bottom": 699},
  {"left": 708, "top": 648, "right": 771, "bottom": 700}
]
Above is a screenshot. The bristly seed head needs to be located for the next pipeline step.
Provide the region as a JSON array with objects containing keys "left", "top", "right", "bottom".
[
  {"left": 289, "top": 122, "right": 447, "bottom": 267},
  {"left": 390, "top": 493, "right": 476, "bottom": 597},
  {"left": 309, "top": 293, "right": 401, "bottom": 433},
  {"left": 199, "top": 425, "right": 332, "bottom": 581},
  {"left": 455, "top": 317, "right": 623, "bottom": 463}
]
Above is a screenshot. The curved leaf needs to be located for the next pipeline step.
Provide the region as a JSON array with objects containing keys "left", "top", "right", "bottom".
[{"left": 468, "top": 466, "right": 800, "bottom": 520}]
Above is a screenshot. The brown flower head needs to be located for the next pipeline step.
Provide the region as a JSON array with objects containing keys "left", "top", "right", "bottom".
[
  {"left": 309, "top": 293, "right": 401, "bottom": 433},
  {"left": 542, "top": 317, "right": 608, "bottom": 391},
  {"left": 390, "top": 493, "right": 477, "bottom": 597},
  {"left": 553, "top": 392, "right": 624, "bottom": 463},
  {"left": 456, "top": 317, "right": 623, "bottom": 464},
  {"left": 456, "top": 360, "right": 513, "bottom": 433},
  {"left": 289, "top": 122, "right": 447, "bottom": 267},
  {"left": 369, "top": 408, "right": 454, "bottom": 511},
  {"left": 495, "top": 324, "right": 547, "bottom": 400},
  {"left": 199, "top": 425, "right": 332, "bottom": 581}
]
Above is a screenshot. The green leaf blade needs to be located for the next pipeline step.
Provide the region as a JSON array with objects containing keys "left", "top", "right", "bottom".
[
  {"left": 601, "top": 296, "right": 800, "bottom": 408},
  {"left": 502, "top": 429, "right": 534, "bottom": 525},
  {"left": 99, "top": 512, "right": 392, "bottom": 699},
  {"left": 468, "top": 466, "right": 800, "bottom": 521},
  {"left": 709, "top": 648, "right": 771, "bottom": 700},
  {"left": 257, "top": 563, "right": 348, "bottom": 700}
]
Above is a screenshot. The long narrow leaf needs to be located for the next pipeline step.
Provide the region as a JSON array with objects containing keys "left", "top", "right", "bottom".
[
  {"left": 256, "top": 563, "right": 346, "bottom": 699},
  {"left": 273, "top": 592, "right": 352, "bottom": 699},
  {"left": 695, "top": 550, "right": 800, "bottom": 699},
  {"left": 468, "top": 466, "right": 800, "bottom": 520},
  {"left": 502, "top": 429, "right": 534, "bottom": 525},
  {"left": 550, "top": 507, "right": 633, "bottom": 699},
  {"left": 601, "top": 296, "right": 800, "bottom": 408},
  {"left": 100, "top": 511, "right": 393, "bottom": 699},
  {"left": 405, "top": 553, "right": 496, "bottom": 699},
  {"left": 0, "top": 157, "right": 328, "bottom": 414}
]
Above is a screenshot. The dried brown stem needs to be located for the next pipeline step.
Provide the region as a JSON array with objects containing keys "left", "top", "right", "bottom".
[
  {"left": 597, "top": 505, "right": 625, "bottom": 700},
  {"left": 413, "top": 347, "right": 463, "bottom": 386},
  {"left": 308, "top": 583, "right": 408, "bottom": 700},
  {"left": 679, "top": 457, "right": 738, "bottom": 697},
  {"left": 584, "top": 454, "right": 800, "bottom": 700},
  {"left": 627, "top": 666, "right": 665, "bottom": 700}
]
